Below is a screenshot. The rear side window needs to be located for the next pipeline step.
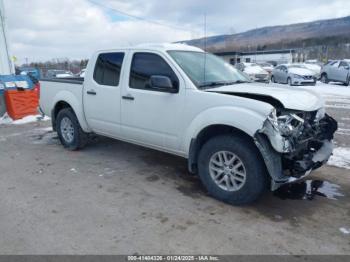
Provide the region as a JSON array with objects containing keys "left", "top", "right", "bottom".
[
  {"left": 93, "top": 52, "right": 124, "bottom": 86},
  {"left": 129, "top": 52, "right": 179, "bottom": 90}
]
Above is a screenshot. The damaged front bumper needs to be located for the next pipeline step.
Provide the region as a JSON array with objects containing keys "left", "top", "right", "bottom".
[{"left": 255, "top": 112, "right": 338, "bottom": 190}]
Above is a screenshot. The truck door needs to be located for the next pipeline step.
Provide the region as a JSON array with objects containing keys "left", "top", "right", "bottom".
[
  {"left": 120, "top": 51, "right": 185, "bottom": 152},
  {"left": 83, "top": 51, "right": 125, "bottom": 137}
]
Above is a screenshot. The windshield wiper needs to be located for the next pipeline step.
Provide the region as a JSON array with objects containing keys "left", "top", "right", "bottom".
[
  {"left": 199, "top": 81, "right": 228, "bottom": 88},
  {"left": 199, "top": 80, "right": 249, "bottom": 89}
]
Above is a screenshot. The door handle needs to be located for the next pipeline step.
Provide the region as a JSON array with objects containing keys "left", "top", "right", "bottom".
[
  {"left": 122, "top": 94, "right": 135, "bottom": 101},
  {"left": 87, "top": 90, "right": 97, "bottom": 95}
]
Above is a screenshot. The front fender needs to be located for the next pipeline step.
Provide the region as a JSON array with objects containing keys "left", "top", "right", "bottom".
[
  {"left": 182, "top": 106, "right": 269, "bottom": 155},
  {"left": 52, "top": 91, "right": 91, "bottom": 132}
]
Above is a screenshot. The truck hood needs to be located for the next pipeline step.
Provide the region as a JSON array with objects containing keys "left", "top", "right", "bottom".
[{"left": 206, "top": 83, "right": 324, "bottom": 111}]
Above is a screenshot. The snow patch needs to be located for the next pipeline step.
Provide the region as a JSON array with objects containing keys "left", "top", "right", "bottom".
[
  {"left": 0, "top": 113, "right": 50, "bottom": 125},
  {"left": 339, "top": 227, "right": 350, "bottom": 235},
  {"left": 327, "top": 147, "right": 350, "bottom": 169},
  {"left": 299, "top": 82, "right": 350, "bottom": 97},
  {"left": 0, "top": 113, "right": 13, "bottom": 124}
]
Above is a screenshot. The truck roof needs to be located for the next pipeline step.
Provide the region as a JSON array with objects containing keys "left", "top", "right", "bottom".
[{"left": 95, "top": 43, "right": 204, "bottom": 54}]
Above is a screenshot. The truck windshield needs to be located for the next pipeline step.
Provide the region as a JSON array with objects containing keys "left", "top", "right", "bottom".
[{"left": 168, "top": 51, "right": 250, "bottom": 89}]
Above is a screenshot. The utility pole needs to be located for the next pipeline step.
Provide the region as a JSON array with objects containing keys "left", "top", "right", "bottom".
[
  {"left": 203, "top": 13, "right": 207, "bottom": 83},
  {"left": 0, "top": 0, "right": 13, "bottom": 74}
]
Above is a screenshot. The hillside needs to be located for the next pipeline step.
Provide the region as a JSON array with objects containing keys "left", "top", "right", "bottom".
[{"left": 182, "top": 16, "right": 350, "bottom": 55}]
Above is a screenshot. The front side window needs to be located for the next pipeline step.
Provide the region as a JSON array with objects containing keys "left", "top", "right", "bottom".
[
  {"left": 339, "top": 61, "right": 349, "bottom": 68},
  {"left": 129, "top": 53, "right": 179, "bottom": 90},
  {"left": 331, "top": 61, "right": 340, "bottom": 67},
  {"left": 168, "top": 51, "right": 249, "bottom": 89},
  {"left": 93, "top": 52, "right": 124, "bottom": 86}
]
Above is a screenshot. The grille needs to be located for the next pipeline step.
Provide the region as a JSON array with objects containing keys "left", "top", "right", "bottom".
[{"left": 303, "top": 75, "right": 314, "bottom": 80}]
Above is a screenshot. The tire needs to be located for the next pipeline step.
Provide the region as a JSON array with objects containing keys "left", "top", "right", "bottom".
[
  {"left": 321, "top": 73, "right": 329, "bottom": 84},
  {"left": 287, "top": 77, "right": 292, "bottom": 86},
  {"left": 197, "top": 134, "right": 268, "bottom": 205},
  {"left": 56, "top": 108, "right": 88, "bottom": 150},
  {"left": 271, "top": 75, "right": 276, "bottom": 83}
]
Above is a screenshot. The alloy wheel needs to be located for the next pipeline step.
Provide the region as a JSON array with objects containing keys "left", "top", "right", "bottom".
[
  {"left": 60, "top": 117, "right": 75, "bottom": 143},
  {"left": 208, "top": 151, "right": 247, "bottom": 192}
]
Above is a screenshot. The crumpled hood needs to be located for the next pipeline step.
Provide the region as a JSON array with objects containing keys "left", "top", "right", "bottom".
[
  {"left": 288, "top": 67, "right": 315, "bottom": 76},
  {"left": 206, "top": 83, "right": 324, "bottom": 111}
]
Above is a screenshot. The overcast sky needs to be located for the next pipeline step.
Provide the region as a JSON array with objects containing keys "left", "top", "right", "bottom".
[{"left": 3, "top": 0, "right": 350, "bottom": 64}]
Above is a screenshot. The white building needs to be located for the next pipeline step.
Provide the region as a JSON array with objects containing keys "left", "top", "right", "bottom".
[{"left": 215, "top": 49, "right": 305, "bottom": 65}]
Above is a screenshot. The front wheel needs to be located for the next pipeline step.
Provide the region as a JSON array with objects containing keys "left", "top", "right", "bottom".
[
  {"left": 56, "top": 108, "right": 88, "bottom": 150},
  {"left": 197, "top": 135, "right": 268, "bottom": 205}
]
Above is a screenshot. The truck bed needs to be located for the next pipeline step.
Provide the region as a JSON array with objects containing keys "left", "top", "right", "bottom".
[{"left": 39, "top": 77, "right": 85, "bottom": 121}]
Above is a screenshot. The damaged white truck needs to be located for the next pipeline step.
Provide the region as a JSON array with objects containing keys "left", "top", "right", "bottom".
[{"left": 39, "top": 43, "right": 337, "bottom": 205}]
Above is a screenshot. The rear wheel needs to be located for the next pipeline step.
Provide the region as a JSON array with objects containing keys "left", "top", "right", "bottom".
[
  {"left": 197, "top": 135, "right": 268, "bottom": 205},
  {"left": 56, "top": 108, "right": 88, "bottom": 150},
  {"left": 321, "top": 73, "right": 329, "bottom": 84}
]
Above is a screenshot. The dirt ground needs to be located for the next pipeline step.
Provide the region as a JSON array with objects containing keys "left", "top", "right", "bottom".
[{"left": 0, "top": 120, "right": 349, "bottom": 255}]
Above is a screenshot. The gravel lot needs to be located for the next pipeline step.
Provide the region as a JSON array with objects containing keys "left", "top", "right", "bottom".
[{"left": 0, "top": 82, "right": 350, "bottom": 255}]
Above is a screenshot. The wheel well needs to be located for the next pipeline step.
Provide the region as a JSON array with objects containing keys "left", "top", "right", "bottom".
[
  {"left": 188, "top": 125, "right": 254, "bottom": 173},
  {"left": 52, "top": 101, "right": 72, "bottom": 131}
]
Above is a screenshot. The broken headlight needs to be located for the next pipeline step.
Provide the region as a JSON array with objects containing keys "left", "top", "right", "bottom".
[
  {"left": 267, "top": 108, "right": 305, "bottom": 137},
  {"left": 315, "top": 107, "right": 325, "bottom": 122}
]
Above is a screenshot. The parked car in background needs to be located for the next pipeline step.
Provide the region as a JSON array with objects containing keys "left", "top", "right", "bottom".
[
  {"left": 77, "top": 69, "right": 86, "bottom": 77},
  {"left": 235, "top": 62, "right": 270, "bottom": 83},
  {"left": 256, "top": 62, "right": 274, "bottom": 74},
  {"left": 17, "top": 67, "right": 41, "bottom": 80},
  {"left": 46, "top": 69, "right": 74, "bottom": 79},
  {"left": 271, "top": 64, "right": 316, "bottom": 86},
  {"left": 320, "top": 59, "right": 350, "bottom": 85},
  {"left": 302, "top": 63, "right": 322, "bottom": 79}
]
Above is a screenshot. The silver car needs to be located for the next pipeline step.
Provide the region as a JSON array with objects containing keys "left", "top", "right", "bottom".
[
  {"left": 235, "top": 62, "right": 270, "bottom": 83},
  {"left": 271, "top": 64, "right": 316, "bottom": 86},
  {"left": 320, "top": 60, "right": 350, "bottom": 85}
]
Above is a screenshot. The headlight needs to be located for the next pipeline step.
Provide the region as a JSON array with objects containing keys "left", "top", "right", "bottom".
[
  {"left": 0, "top": 83, "right": 4, "bottom": 90},
  {"left": 268, "top": 109, "right": 304, "bottom": 136},
  {"left": 292, "top": 74, "right": 303, "bottom": 79},
  {"left": 315, "top": 108, "right": 325, "bottom": 121}
]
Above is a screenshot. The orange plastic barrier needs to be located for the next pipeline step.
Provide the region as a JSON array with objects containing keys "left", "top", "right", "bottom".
[{"left": 4, "top": 89, "right": 39, "bottom": 120}]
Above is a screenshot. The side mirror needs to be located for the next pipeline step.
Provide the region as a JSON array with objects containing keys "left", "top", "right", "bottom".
[{"left": 150, "top": 75, "right": 178, "bottom": 93}]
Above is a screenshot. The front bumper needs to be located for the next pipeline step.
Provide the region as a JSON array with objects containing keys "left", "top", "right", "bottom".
[
  {"left": 291, "top": 77, "right": 316, "bottom": 85},
  {"left": 255, "top": 114, "right": 338, "bottom": 190}
]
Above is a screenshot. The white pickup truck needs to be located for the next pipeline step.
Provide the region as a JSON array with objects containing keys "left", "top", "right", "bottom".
[{"left": 39, "top": 43, "right": 337, "bottom": 205}]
